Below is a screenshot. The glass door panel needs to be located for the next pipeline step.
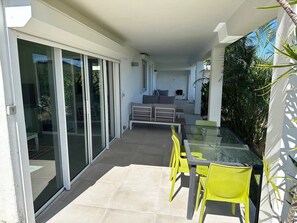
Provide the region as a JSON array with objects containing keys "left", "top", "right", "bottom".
[
  {"left": 88, "top": 57, "right": 106, "bottom": 158},
  {"left": 106, "top": 61, "right": 115, "bottom": 141},
  {"left": 18, "top": 39, "right": 63, "bottom": 212},
  {"left": 62, "top": 50, "right": 88, "bottom": 180}
]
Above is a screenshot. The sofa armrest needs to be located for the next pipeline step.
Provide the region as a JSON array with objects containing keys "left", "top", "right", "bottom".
[
  {"left": 154, "top": 104, "right": 176, "bottom": 122},
  {"left": 131, "top": 103, "right": 152, "bottom": 121}
]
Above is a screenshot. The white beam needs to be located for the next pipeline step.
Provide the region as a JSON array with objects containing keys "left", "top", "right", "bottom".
[{"left": 3, "top": 0, "right": 32, "bottom": 27}]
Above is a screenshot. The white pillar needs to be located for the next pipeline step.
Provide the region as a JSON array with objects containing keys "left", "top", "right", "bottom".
[
  {"left": 259, "top": 7, "right": 297, "bottom": 223},
  {"left": 188, "top": 65, "right": 196, "bottom": 102},
  {"left": 194, "top": 62, "right": 203, "bottom": 114},
  {"left": 0, "top": 2, "right": 35, "bottom": 223},
  {"left": 208, "top": 47, "right": 225, "bottom": 126}
]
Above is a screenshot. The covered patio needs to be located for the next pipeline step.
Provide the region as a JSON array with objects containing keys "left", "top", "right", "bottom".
[
  {"left": 1, "top": 1, "right": 296, "bottom": 223},
  {"left": 36, "top": 102, "right": 256, "bottom": 223}
]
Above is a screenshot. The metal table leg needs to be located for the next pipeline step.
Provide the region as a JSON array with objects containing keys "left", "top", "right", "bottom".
[{"left": 187, "top": 164, "right": 197, "bottom": 219}]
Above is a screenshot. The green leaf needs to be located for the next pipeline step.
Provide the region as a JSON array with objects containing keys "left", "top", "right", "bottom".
[
  {"left": 257, "top": 1, "right": 297, "bottom": 9},
  {"left": 289, "top": 155, "right": 297, "bottom": 168}
]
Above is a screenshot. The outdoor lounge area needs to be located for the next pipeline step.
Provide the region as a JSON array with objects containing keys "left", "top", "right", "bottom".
[
  {"left": 36, "top": 127, "right": 256, "bottom": 223},
  {"left": 35, "top": 101, "right": 257, "bottom": 223}
]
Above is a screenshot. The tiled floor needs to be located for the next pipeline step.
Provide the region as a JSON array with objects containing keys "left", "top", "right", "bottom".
[{"left": 36, "top": 101, "right": 255, "bottom": 223}]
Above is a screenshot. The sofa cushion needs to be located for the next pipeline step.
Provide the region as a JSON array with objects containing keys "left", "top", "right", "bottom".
[
  {"left": 158, "top": 95, "right": 175, "bottom": 104},
  {"left": 143, "top": 95, "right": 158, "bottom": 104},
  {"left": 157, "top": 89, "right": 169, "bottom": 96}
]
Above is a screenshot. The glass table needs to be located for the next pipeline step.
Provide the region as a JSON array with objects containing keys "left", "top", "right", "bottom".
[
  {"left": 183, "top": 126, "right": 263, "bottom": 221},
  {"left": 182, "top": 124, "right": 245, "bottom": 146}
]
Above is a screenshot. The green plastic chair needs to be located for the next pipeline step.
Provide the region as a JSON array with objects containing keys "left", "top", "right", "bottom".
[
  {"left": 195, "top": 120, "right": 217, "bottom": 126},
  {"left": 169, "top": 126, "right": 186, "bottom": 168},
  {"left": 197, "top": 163, "right": 252, "bottom": 223},
  {"left": 169, "top": 134, "right": 207, "bottom": 202}
]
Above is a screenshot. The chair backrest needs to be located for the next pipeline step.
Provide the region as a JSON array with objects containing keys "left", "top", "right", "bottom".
[
  {"left": 205, "top": 163, "right": 252, "bottom": 203},
  {"left": 195, "top": 120, "right": 217, "bottom": 126},
  {"left": 171, "top": 125, "right": 177, "bottom": 136},
  {"left": 171, "top": 134, "right": 181, "bottom": 158}
]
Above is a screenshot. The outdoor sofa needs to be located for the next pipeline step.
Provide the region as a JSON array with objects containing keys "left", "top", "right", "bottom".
[{"left": 129, "top": 94, "right": 183, "bottom": 132}]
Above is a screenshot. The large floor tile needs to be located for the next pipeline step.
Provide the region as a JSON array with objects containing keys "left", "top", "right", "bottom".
[
  {"left": 99, "top": 165, "right": 130, "bottom": 183},
  {"left": 72, "top": 181, "right": 121, "bottom": 208},
  {"left": 123, "top": 164, "right": 163, "bottom": 186},
  {"left": 155, "top": 214, "right": 196, "bottom": 223},
  {"left": 59, "top": 179, "right": 96, "bottom": 204},
  {"left": 47, "top": 204, "right": 106, "bottom": 223},
  {"left": 109, "top": 183, "right": 159, "bottom": 213},
  {"left": 156, "top": 186, "right": 189, "bottom": 217},
  {"left": 80, "top": 163, "right": 114, "bottom": 182},
  {"left": 97, "top": 150, "right": 136, "bottom": 166},
  {"left": 101, "top": 209, "right": 155, "bottom": 223}
]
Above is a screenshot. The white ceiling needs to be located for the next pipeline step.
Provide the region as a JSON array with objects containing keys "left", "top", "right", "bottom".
[{"left": 54, "top": 0, "right": 277, "bottom": 64}]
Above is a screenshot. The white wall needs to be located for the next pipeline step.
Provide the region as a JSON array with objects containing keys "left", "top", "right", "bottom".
[
  {"left": 120, "top": 57, "right": 145, "bottom": 132},
  {"left": 259, "top": 6, "right": 297, "bottom": 223},
  {"left": 156, "top": 71, "right": 189, "bottom": 98}
]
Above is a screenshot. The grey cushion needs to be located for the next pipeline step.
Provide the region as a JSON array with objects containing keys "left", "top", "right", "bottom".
[
  {"left": 153, "top": 90, "right": 159, "bottom": 96},
  {"left": 157, "top": 89, "right": 169, "bottom": 96},
  {"left": 158, "top": 96, "right": 175, "bottom": 104},
  {"left": 143, "top": 95, "right": 158, "bottom": 104}
]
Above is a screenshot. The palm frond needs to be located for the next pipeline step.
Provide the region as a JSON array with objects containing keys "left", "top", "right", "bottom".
[{"left": 257, "top": 1, "right": 297, "bottom": 9}]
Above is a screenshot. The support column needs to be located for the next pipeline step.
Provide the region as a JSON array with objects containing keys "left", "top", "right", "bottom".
[
  {"left": 259, "top": 7, "right": 297, "bottom": 223},
  {"left": 0, "top": 1, "right": 34, "bottom": 222},
  {"left": 208, "top": 47, "right": 225, "bottom": 126},
  {"left": 194, "top": 62, "right": 203, "bottom": 115}
]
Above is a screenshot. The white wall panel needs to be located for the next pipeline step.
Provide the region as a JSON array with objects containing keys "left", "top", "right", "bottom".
[{"left": 156, "top": 71, "right": 189, "bottom": 99}]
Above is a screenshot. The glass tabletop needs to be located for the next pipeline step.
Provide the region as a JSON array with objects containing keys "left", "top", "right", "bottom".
[
  {"left": 182, "top": 125, "right": 244, "bottom": 147},
  {"left": 184, "top": 140, "right": 263, "bottom": 169}
]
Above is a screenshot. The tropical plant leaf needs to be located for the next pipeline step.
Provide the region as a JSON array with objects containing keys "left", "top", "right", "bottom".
[
  {"left": 257, "top": 63, "right": 294, "bottom": 68},
  {"left": 255, "top": 67, "right": 294, "bottom": 95},
  {"left": 257, "top": 0, "right": 297, "bottom": 9},
  {"left": 289, "top": 155, "right": 297, "bottom": 167}
]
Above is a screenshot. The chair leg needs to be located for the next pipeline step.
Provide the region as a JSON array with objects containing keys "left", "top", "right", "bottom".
[
  {"left": 195, "top": 180, "right": 202, "bottom": 211},
  {"left": 231, "top": 203, "right": 236, "bottom": 215},
  {"left": 169, "top": 157, "right": 175, "bottom": 181},
  {"left": 245, "top": 201, "right": 250, "bottom": 223},
  {"left": 169, "top": 148, "right": 174, "bottom": 167},
  {"left": 169, "top": 168, "right": 178, "bottom": 202},
  {"left": 198, "top": 196, "right": 207, "bottom": 223}
]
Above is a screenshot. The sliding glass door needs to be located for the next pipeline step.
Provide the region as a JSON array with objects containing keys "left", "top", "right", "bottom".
[
  {"left": 106, "top": 61, "right": 115, "bottom": 141},
  {"left": 62, "top": 50, "right": 88, "bottom": 180},
  {"left": 18, "top": 39, "right": 118, "bottom": 213},
  {"left": 88, "top": 57, "right": 106, "bottom": 158},
  {"left": 18, "top": 39, "right": 63, "bottom": 212}
]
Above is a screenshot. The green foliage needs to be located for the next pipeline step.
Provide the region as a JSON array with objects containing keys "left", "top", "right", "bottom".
[
  {"left": 257, "top": 0, "right": 297, "bottom": 9},
  {"left": 201, "top": 82, "right": 209, "bottom": 116},
  {"left": 221, "top": 36, "right": 272, "bottom": 155}
]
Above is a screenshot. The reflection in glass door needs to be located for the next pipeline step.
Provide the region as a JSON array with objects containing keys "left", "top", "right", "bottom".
[
  {"left": 106, "top": 61, "right": 115, "bottom": 141},
  {"left": 62, "top": 50, "right": 88, "bottom": 180},
  {"left": 18, "top": 39, "right": 63, "bottom": 212},
  {"left": 88, "top": 57, "right": 106, "bottom": 158}
]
